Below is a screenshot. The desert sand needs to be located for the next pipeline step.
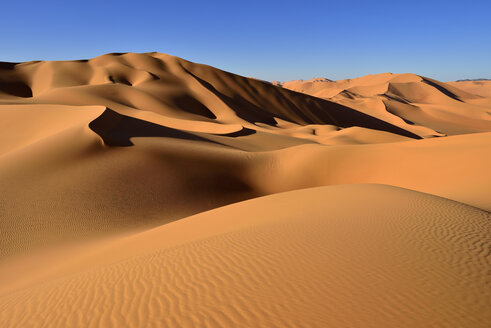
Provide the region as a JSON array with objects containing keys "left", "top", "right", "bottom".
[
  {"left": 275, "top": 74, "right": 491, "bottom": 137},
  {"left": 0, "top": 53, "right": 490, "bottom": 327}
]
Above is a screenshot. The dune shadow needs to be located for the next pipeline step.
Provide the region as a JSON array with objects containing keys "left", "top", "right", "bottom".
[
  {"left": 383, "top": 93, "right": 414, "bottom": 105},
  {"left": 220, "top": 127, "right": 256, "bottom": 137},
  {"left": 0, "top": 62, "right": 18, "bottom": 70},
  {"left": 422, "top": 78, "right": 463, "bottom": 102},
  {"left": 181, "top": 66, "right": 422, "bottom": 139},
  {"left": 88, "top": 108, "right": 226, "bottom": 147},
  {"left": 167, "top": 94, "right": 217, "bottom": 119},
  {"left": 0, "top": 81, "right": 33, "bottom": 97},
  {"left": 0, "top": 62, "right": 33, "bottom": 97},
  {"left": 180, "top": 67, "right": 279, "bottom": 125}
]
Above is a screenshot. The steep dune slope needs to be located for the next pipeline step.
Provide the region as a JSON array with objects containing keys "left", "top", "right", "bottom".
[
  {"left": 1, "top": 185, "right": 489, "bottom": 327},
  {"left": 0, "top": 53, "right": 419, "bottom": 141}
]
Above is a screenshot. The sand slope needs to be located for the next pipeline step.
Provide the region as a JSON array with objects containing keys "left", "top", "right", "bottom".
[
  {"left": 0, "top": 184, "right": 489, "bottom": 327},
  {"left": 275, "top": 73, "right": 491, "bottom": 137},
  {"left": 1, "top": 117, "right": 489, "bottom": 259},
  {"left": 448, "top": 80, "right": 491, "bottom": 98}
]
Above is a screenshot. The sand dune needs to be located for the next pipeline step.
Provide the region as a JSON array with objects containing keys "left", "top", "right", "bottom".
[
  {"left": 275, "top": 73, "right": 491, "bottom": 137},
  {"left": 1, "top": 112, "right": 489, "bottom": 259},
  {"left": 0, "top": 53, "right": 490, "bottom": 327},
  {"left": 448, "top": 79, "right": 491, "bottom": 98},
  {"left": 1, "top": 185, "right": 489, "bottom": 327},
  {"left": 0, "top": 53, "right": 420, "bottom": 140}
]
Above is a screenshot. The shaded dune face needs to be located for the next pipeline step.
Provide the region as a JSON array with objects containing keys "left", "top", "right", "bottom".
[
  {"left": 88, "top": 108, "right": 220, "bottom": 147},
  {"left": 0, "top": 63, "right": 33, "bottom": 98},
  {"left": 0, "top": 81, "right": 32, "bottom": 98}
]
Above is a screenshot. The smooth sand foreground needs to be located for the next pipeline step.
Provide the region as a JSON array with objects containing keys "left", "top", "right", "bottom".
[{"left": 1, "top": 184, "right": 489, "bottom": 327}]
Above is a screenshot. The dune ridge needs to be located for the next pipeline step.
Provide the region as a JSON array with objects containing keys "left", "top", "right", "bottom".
[
  {"left": 448, "top": 79, "right": 491, "bottom": 98},
  {"left": 0, "top": 53, "right": 421, "bottom": 141},
  {"left": 275, "top": 73, "right": 491, "bottom": 137}
]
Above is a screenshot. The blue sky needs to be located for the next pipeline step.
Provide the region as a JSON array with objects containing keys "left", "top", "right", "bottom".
[{"left": 2, "top": 0, "right": 490, "bottom": 81}]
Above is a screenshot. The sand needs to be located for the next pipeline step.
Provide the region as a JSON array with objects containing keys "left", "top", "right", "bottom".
[
  {"left": 447, "top": 80, "right": 491, "bottom": 98},
  {"left": 0, "top": 53, "right": 490, "bottom": 327},
  {"left": 276, "top": 74, "right": 491, "bottom": 137},
  {"left": 1, "top": 184, "right": 490, "bottom": 327}
]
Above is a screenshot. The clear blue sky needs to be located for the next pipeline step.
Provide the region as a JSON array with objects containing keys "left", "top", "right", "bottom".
[{"left": 2, "top": 0, "right": 490, "bottom": 81}]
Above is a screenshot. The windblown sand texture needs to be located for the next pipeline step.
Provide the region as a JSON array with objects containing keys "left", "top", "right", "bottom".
[{"left": 1, "top": 53, "right": 490, "bottom": 327}]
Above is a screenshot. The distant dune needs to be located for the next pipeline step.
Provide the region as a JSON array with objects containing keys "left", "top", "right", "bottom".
[
  {"left": 275, "top": 73, "right": 491, "bottom": 137},
  {"left": 0, "top": 53, "right": 490, "bottom": 327},
  {"left": 455, "top": 78, "right": 491, "bottom": 81},
  {"left": 448, "top": 79, "right": 491, "bottom": 98}
]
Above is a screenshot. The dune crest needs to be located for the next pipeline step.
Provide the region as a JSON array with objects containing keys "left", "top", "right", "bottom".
[{"left": 276, "top": 73, "right": 491, "bottom": 137}]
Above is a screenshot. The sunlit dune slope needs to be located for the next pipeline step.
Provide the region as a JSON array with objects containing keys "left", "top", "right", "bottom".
[
  {"left": 275, "top": 73, "right": 491, "bottom": 137},
  {"left": 1, "top": 184, "right": 489, "bottom": 328},
  {"left": 447, "top": 79, "right": 491, "bottom": 98}
]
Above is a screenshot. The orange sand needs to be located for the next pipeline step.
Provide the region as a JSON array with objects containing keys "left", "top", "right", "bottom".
[{"left": 0, "top": 53, "right": 490, "bottom": 327}]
